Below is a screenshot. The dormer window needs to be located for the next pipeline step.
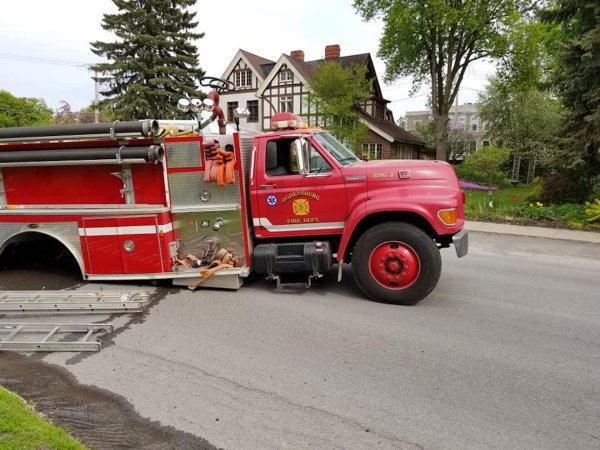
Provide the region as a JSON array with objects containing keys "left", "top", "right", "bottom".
[
  {"left": 279, "top": 70, "right": 293, "bottom": 83},
  {"left": 235, "top": 69, "right": 252, "bottom": 88}
]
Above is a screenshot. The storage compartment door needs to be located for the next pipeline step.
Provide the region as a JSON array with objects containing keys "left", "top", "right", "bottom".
[{"left": 83, "top": 215, "right": 163, "bottom": 274}]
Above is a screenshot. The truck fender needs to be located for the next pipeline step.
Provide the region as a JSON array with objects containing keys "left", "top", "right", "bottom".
[
  {"left": 337, "top": 201, "right": 438, "bottom": 263},
  {"left": 0, "top": 230, "right": 86, "bottom": 278}
]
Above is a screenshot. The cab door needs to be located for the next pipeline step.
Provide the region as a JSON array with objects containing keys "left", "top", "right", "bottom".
[{"left": 254, "top": 136, "right": 346, "bottom": 238}]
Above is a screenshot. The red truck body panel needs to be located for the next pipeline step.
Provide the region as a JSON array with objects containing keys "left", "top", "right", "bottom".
[{"left": 249, "top": 129, "right": 465, "bottom": 261}]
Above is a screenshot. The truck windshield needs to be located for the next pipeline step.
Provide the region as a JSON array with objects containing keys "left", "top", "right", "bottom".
[{"left": 313, "top": 132, "right": 360, "bottom": 166}]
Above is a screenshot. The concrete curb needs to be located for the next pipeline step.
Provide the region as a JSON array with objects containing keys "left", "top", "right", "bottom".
[{"left": 465, "top": 221, "right": 600, "bottom": 244}]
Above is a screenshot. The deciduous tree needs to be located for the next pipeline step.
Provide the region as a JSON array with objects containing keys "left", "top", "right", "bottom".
[
  {"left": 54, "top": 101, "right": 78, "bottom": 125},
  {"left": 307, "top": 61, "right": 371, "bottom": 151},
  {"left": 90, "top": 0, "right": 204, "bottom": 120},
  {"left": 0, "top": 91, "right": 53, "bottom": 128},
  {"left": 478, "top": 78, "right": 564, "bottom": 173},
  {"left": 77, "top": 103, "right": 116, "bottom": 123},
  {"left": 354, "top": 0, "right": 529, "bottom": 160}
]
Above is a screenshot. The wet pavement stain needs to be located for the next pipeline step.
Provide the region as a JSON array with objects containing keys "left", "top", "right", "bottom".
[
  {"left": 65, "top": 285, "right": 178, "bottom": 365},
  {"left": 0, "top": 238, "right": 218, "bottom": 449},
  {"left": 0, "top": 353, "right": 217, "bottom": 450}
]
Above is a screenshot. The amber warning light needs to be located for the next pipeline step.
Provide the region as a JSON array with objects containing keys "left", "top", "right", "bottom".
[
  {"left": 437, "top": 208, "right": 457, "bottom": 226},
  {"left": 270, "top": 112, "right": 307, "bottom": 130}
]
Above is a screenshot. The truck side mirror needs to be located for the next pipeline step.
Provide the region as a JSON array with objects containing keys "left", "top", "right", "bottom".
[{"left": 294, "top": 138, "right": 311, "bottom": 175}]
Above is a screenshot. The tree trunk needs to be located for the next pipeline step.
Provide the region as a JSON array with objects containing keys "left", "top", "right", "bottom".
[{"left": 434, "top": 114, "right": 449, "bottom": 161}]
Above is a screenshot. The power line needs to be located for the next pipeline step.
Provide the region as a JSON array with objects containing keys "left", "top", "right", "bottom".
[
  {"left": 389, "top": 94, "right": 429, "bottom": 103},
  {"left": 0, "top": 51, "right": 101, "bottom": 122},
  {"left": 0, "top": 52, "right": 91, "bottom": 69}
]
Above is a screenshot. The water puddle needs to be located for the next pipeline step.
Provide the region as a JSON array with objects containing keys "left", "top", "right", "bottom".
[
  {"left": 0, "top": 353, "right": 216, "bottom": 449},
  {"left": 0, "top": 238, "right": 216, "bottom": 449}
]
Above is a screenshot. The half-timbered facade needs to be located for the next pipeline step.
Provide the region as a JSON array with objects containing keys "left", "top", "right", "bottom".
[
  {"left": 256, "top": 56, "right": 316, "bottom": 130},
  {"left": 219, "top": 45, "right": 426, "bottom": 159},
  {"left": 219, "top": 50, "right": 275, "bottom": 132}
]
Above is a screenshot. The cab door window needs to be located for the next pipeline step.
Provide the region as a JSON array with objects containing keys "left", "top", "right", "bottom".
[
  {"left": 264, "top": 138, "right": 331, "bottom": 177},
  {"left": 265, "top": 139, "right": 295, "bottom": 177}
]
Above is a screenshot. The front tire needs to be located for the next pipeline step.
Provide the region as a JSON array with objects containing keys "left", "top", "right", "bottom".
[{"left": 351, "top": 222, "right": 441, "bottom": 305}]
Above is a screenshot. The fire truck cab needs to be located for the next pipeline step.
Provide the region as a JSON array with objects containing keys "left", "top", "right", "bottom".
[{"left": 0, "top": 80, "right": 467, "bottom": 305}]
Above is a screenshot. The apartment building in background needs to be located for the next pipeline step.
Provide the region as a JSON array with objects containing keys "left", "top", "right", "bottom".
[{"left": 405, "top": 103, "right": 489, "bottom": 156}]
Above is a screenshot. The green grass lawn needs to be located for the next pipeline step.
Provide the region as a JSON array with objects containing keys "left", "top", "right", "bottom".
[
  {"left": 464, "top": 184, "right": 536, "bottom": 220},
  {"left": 0, "top": 386, "right": 85, "bottom": 450}
]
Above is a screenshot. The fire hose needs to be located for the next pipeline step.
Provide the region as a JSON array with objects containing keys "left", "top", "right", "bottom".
[
  {"left": 176, "top": 248, "right": 238, "bottom": 291},
  {"left": 0, "top": 120, "right": 159, "bottom": 143},
  {"left": 203, "top": 140, "right": 235, "bottom": 186}
]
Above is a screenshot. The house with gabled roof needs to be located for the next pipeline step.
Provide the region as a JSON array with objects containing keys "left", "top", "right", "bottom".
[{"left": 219, "top": 45, "right": 427, "bottom": 159}]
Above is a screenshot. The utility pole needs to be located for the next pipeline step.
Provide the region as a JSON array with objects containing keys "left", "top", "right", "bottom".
[{"left": 93, "top": 70, "right": 100, "bottom": 123}]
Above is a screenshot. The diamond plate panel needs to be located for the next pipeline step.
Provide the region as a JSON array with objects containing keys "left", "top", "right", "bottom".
[
  {"left": 0, "top": 169, "right": 6, "bottom": 206},
  {"left": 172, "top": 210, "right": 245, "bottom": 266},
  {"left": 239, "top": 136, "right": 255, "bottom": 256},
  {"left": 172, "top": 273, "right": 243, "bottom": 289},
  {"left": 0, "top": 220, "right": 83, "bottom": 271},
  {"left": 166, "top": 140, "right": 201, "bottom": 168},
  {"left": 168, "top": 171, "right": 241, "bottom": 207},
  {"left": 238, "top": 136, "right": 254, "bottom": 178}
]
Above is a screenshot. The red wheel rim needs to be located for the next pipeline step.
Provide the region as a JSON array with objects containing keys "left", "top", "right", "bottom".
[{"left": 368, "top": 241, "right": 420, "bottom": 289}]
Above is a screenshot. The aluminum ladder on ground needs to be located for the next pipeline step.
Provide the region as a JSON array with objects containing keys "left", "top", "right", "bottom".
[
  {"left": 0, "top": 323, "right": 113, "bottom": 352},
  {"left": 0, "top": 290, "right": 150, "bottom": 314}
]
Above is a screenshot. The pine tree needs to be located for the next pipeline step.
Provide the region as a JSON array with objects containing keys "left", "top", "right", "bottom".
[
  {"left": 541, "top": 0, "right": 600, "bottom": 202},
  {"left": 90, "top": 0, "right": 204, "bottom": 120}
]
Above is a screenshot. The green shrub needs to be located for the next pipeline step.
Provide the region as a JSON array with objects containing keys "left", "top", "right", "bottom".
[
  {"left": 588, "top": 176, "right": 600, "bottom": 203},
  {"left": 455, "top": 146, "right": 511, "bottom": 188},
  {"left": 539, "top": 172, "right": 592, "bottom": 204},
  {"left": 585, "top": 199, "right": 600, "bottom": 224},
  {"left": 524, "top": 177, "right": 544, "bottom": 202}
]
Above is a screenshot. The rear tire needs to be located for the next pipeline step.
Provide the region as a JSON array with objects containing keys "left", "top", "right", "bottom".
[{"left": 351, "top": 222, "right": 441, "bottom": 305}]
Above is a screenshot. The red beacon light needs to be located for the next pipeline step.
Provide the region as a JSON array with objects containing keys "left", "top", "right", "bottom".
[{"left": 270, "top": 112, "right": 307, "bottom": 130}]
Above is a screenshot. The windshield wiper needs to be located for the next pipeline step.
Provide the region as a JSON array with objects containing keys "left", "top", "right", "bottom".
[{"left": 338, "top": 157, "right": 360, "bottom": 164}]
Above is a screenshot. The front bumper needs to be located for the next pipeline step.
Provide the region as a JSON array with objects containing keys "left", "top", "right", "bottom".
[{"left": 452, "top": 229, "right": 469, "bottom": 258}]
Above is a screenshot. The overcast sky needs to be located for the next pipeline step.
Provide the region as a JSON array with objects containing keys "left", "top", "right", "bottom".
[{"left": 0, "top": 0, "right": 493, "bottom": 120}]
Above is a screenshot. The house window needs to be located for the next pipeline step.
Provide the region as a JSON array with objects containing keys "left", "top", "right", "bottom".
[
  {"left": 400, "top": 145, "right": 412, "bottom": 159},
  {"left": 246, "top": 100, "right": 258, "bottom": 122},
  {"left": 234, "top": 70, "right": 252, "bottom": 88},
  {"left": 362, "top": 143, "right": 383, "bottom": 160},
  {"left": 227, "top": 101, "right": 238, "bottom": 123},
  {"left": 280, "top": 96, "right": 293, "bottom": 113},
  {"left": 470, "top": 115, "right": 479, "bottom": 132},
  {"left": 279, "top": 70, "right": 293, "bottom": 83}
]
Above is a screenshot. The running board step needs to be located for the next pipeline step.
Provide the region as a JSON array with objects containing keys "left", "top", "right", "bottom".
[
  {"left": 0, "top": 290, "right": 150, "bottom": 314},
  {"left": 0, "top": 323, "right": 113, "bottom": 352}
]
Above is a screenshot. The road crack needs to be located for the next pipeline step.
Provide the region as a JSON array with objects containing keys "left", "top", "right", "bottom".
[{"left": 117, "top": 344, "right": 424, "bottom": 449}]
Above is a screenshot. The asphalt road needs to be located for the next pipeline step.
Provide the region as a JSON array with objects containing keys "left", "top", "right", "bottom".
[{"left": 3, "top": 231, "right": 600, "bottom": 449}]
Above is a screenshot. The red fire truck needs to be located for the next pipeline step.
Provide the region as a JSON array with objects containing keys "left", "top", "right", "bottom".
[{"left": 0, "top": 78, "right": 467, "bottom": 305}]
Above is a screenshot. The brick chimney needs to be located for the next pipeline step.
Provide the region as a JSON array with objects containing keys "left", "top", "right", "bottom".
[
  {"left": 290, "top": 50, "right": 305, "bottom": 61},
  {"left": 324, "top": 44, "right": 341, "bottom": 59}
]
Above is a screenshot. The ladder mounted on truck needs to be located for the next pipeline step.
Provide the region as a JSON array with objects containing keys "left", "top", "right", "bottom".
[
  {"left": 0, "top": 290, "right": 150, "bottom": 314},
  {"left": 0, "top": 323, "right": 113, "bottom": 352}
]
